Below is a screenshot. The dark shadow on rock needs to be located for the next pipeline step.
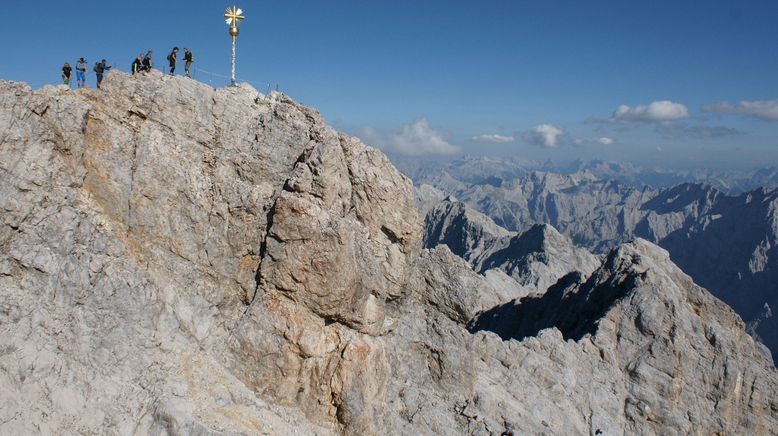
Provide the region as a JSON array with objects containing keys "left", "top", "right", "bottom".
[
  {"left": 475, "top": 224, "right": 551, "bottom": 275},
  {"left": 468, "top": 251, "right": 644, "bottom": 342}
]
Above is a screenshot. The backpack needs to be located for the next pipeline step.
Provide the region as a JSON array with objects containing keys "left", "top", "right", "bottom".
[{"left": 167, "top": 54, "right": 173, "bottom": 63}]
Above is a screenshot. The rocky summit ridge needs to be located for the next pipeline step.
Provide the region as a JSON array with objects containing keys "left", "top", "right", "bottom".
[{"left": 0, "top": 71, "right": 777, "bottom": 435}]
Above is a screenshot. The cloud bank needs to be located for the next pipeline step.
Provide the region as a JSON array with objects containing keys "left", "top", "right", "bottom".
[
  {"left": 703, "top": 99, "right": 778, "bottom": 121},
  {"left": 472, "top": 134, "right": 515, "bottom": 143},
  {"left": 587, "top": 99, "right": 742, "bottom": 143},
  {"left": 609, "top": 100, "right": 690, "bottom": 123},
  {"left": 358, "top": 118, "right": 461, "bottom": 156}
]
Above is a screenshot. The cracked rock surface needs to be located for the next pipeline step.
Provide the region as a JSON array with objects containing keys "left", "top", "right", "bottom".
[{"left": 0, "top": 72, "right": 776, "bottom": 435}]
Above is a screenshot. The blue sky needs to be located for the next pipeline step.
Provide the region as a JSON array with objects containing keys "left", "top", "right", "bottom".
[{"left": 2, "top": 1, "right": 777, "bottom": 169}]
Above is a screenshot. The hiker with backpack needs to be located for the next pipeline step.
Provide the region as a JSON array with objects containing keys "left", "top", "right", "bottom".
[
  {"left": 183, "top": 48, "right": 194, "bottom": 78},
  {"left": 94, "top": 59, "right": 111, "bottom": 88},
  {"left": 142, "top": 50, "right": 153, "bottom": 72},
  {"left": 75, "top": 58, "right": 88, "bottom": 88},
  {"left": 61, "top": 63, "right": 72, "bottom": 86},
  {"left": 167, "top": 47, "right": 179, "bottom": 75},
  {"left": 132, "top": 53, "right": 144, "bottom": 76}
]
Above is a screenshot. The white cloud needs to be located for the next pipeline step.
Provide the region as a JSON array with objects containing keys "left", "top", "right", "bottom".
[
  {"left": 609, "top": 100, "right": 689, "bottom": 123},
  {"left": 703, "top": 99, "right": 778, "bottom": 121},
  {"left": 573, "top": 136, "right": 615, "bottom": 146},
  {"left": 472, "top": 134, "right": 515, "bottom": 143},
  {"left": 524, "top": 124, "right": 564, "bottom": 148},
  {"left": 357, "top": 118, "right": 461, "bottom": 156}
]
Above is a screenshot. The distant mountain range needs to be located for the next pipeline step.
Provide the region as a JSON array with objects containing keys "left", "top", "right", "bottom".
[
  {"left": 412, "top": 158, "right": 778, "bottom": 363},
  {"left": 396, "top": 155, "right": 778, "bottom": 195}
]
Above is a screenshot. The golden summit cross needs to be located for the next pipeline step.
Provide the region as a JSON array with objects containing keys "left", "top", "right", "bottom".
[
  {"left": 224, "top": 6, "right": 245, "bottom": 86},
  {"left": 225, "top": 6, "right": 244, "bottom": 29}
]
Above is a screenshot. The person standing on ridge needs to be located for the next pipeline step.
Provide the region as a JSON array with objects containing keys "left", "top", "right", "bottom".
[
  {"left": 75, "top": 58, "right": 88, "bottom": 88},
  {"left": 132, "top": 53, "right": 144, "bottom": 76},
  {"left": 142, "top": 50, "right": 153, "bottom": 72},
  {"left": 183, "top": 48, "right": 194, "bottom": 78},
  {"left": 167, "top": 47, "right": 178, "bottom": 75},
  {"left": 61, "top": 63, "right": 72, "bottom": 86},
  {"left": 94, "top": 59, "right": 111, "bottom": 88}
]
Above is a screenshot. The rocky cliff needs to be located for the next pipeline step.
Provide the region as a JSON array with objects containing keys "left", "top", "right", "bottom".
[
  {"left": 416, "top": 169, "right": 778, "bottom": 362},
  {"left": 424, "top": 198, "right": 599, "bottom": 298},
  {"left": 1, "top": 72, "right": 776, "bottom": 435}
]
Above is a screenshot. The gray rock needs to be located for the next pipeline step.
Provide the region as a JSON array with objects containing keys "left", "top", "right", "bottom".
[
  {"left": 0, "top": 72, "right": 419, "bottom": 434},
  {"left": 414, "top": 184, "right": 447, "bottom": 217},
  {"left": 424, "top": 198, "right": 599, "bottom": 297},
  {"left": 471, "top": 223, "right": 600, "bottom": 293},
  {"left": 423, "top": 198, "right": 511, "bottom": 264},
  {"left": 0, "top": 73, "right": 776, "bottom": 436},
  {"left": 416, "top": 164, "right": 778, "bottom": 362}
]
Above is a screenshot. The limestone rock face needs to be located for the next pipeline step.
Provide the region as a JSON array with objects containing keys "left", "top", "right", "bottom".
[
  {"left": 383, "top": 239, "right": 778, "bottom": 435},
  {"left": 0, "top": 73, "right": 776, "bottom": 435},
  {"left": 424, "top": 198, "right": 599, "bottom": 298},
  {"left": 259, "top": 129, "right": 420, "bottom": 335},
  {"left": 471, "top": 223, "right": 600, "bottom": 292},
  {"left": 408, "top": 246, "right": 504, "bottom": 323},
  {"left": 423, "top": 198, "right": 511, "bottom": 264},
  {"left": 0, "top": 72, "right": 421, "bottom": 434}
]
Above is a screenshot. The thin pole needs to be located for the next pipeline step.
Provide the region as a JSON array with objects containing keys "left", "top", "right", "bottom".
[{"left": 231, "top": 34, "right": 236, "bottom": 86}]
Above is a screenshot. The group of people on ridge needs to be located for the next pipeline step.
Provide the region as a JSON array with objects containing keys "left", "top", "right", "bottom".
[
  {"left": 61, "top": 46, "right": 195, "bottom": 89},
  {"left": 61, "top": 58, "right": 111, "bottom": 89},
  {"left": 132, "top": 47, "right": 194, "bottom": 78}
]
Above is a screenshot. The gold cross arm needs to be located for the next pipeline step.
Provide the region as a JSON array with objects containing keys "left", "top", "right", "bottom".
[{"left": 225, "top": 7, "right": 245, "bottom": 26}]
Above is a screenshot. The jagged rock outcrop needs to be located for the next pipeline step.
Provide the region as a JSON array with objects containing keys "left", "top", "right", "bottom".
[
  {"left": 1, "top": 73, "right": 776, "bottom": 435},
  {"left": 423, "top": 198, "right": 511, "bottom": 263},
  {"left": 416, "top": 167, "right": 778, "bottom": 362},
  {"left": 386, "top": 239, "right": 778, "bottom": 434},
  {"left": 471, "top": 223, "right": 600, "bottom": 292},
  {"left": 424, "top": 198, "right": 599, "bottom": 298},
  {"left": 407, "top": 246, "right": 507, "bottom": 323}
]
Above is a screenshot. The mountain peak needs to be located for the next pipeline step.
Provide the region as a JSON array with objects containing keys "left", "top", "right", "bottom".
[
  {"left": 1, "top": 72, "right": 776, "bottom": 435},
  {"left": 0, "top": 71, "right": 423, "bottom": 433}
]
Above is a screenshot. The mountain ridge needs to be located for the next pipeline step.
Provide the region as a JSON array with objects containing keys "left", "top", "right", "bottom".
[
  {"left": 415, "top": 164, "right": 778, "bottom": 362},
  {"left": 0, "top": 72, "right": 776, "bottom": 435}
]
